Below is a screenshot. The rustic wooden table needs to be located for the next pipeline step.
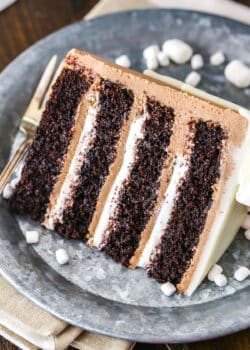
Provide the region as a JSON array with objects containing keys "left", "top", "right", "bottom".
[{"left": 0, "top": 0, "right": 249, "bottom": 349}]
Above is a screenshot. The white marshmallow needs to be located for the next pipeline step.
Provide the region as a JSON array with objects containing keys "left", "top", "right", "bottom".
[
  {"left": 224, "top": 60, "right": 250, "bottom": 88},
  {"left": 234, "top": 266, "right": 250, "bottom": 281},
  {"left": 162, "top": 39, "right": 193, "bottom": 64},
  {"left": 2, "top": 183, "right": 15, "bottom": 199},
  {"left": 244, "top": 229, "right": 250, "bottom": 240},
  {"left": 185, "top": 71, "right": 201, "bottom": 87},
  {"left": 143, "top": 45, "right": 160, "bottom": 60},
  {"left": 160, "top": 282, "right": 176, "bottom": 296},
  {"left": 241, "top": 214, "right": 250, "bottom": 230},
  {"left": 210, "top": 51, "right": 225, "bottom": 66},
  {"left": 236, "top": 183, "right": 250, "bottom": 206},
  {"left": 25, "top": 230, "right": 39, "bottom": 244},
  {"left": 115, "top": 55, "right": 131, "bottom": 68},
  {"left": 191, "top": 54, "right": 204, "bottom": 70},
  {"left": 214, "top": 273, "right": 227, "bottom": 287},
  {"left": 145, "top": 56, "right": 159, "bottom": 70},
  {"left": 207, "top": 264, "right": 223, "bottom": 281},
  {"left": 56, "top": 248, "right": 69, "bottom": 265},
  {"left": 157, "top": 51, "right": 169, "bottom": 67}
]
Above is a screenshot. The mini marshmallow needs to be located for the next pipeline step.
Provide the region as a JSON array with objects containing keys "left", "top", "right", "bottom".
[
  {"left": 214, "top": 273, "right": 227, "bottom": 287},
  {"left": 208, "top": 264, "right": 223, "bottom": 282},
  {"left": 224, "top": 60, "right": 250, "bottom": 88},
  {"left": 145, "top": 56, "right": 159, "bottom": 70},
  {"left": 191, "top": 54, "right": 204, "bottom": 70},
  {"left": 244, "top": 229, "right": 250, "bottom": 240},
  {"left": 2, "top": 183, "right": 14, "bottom": 199},
  {"left": 56, "top": 248, "right": 69, "bottom": 265},
  {"left": 143, "top": 45, "right": 160, "bottom": 60},
  {"left": 115, "top": 55, "right": 131, "bottom": 68},
  {"left": 185, "top": 71, "right": 201, "bottom": 87},
  {"left": 162, "top": 39, "right": 193, "bottom": 64},
  {"left": 26, "top": 230, "right": 39, "bottom": 244},
  {"left": 241, "top": 214, "right": 250, "bottom": 230},
  {"left": 210, "top": 51, "right": 225, "bottom": 66},
  {"left": 161, "top": 282, "right": 176, "bottom": 296},
  {"left": 236, "top": 183, "right": 250, "bottom": 206},
  {"left": 234, "top": 266, "right": 250, "bottom": 282},
  {"left": 157, "top": 51, "right": 170, "bottom": 67}
]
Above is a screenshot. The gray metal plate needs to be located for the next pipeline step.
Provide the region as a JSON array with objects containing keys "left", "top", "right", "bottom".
[{"left": 0, "top": 9, "right": 249, "bottom": 343}]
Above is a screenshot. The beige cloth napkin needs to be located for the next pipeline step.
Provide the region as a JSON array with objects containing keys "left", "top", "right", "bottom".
[
  {"left": 1, "top": 0, "right": 249, "bottom": 349},
  {"left": 0, "top": 275, "right": 134, "bottom": 350}
]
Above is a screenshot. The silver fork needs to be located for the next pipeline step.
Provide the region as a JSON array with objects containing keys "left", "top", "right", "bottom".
[{"left": 0, "top": 55, "right": 58, "bottom": 193}]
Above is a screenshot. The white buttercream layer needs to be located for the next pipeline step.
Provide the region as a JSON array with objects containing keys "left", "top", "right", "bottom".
[
  {"left": 92, "top": 112, "right": 148, "bottom": 248},
  {"left": 44, "top": 92, "right": 99, "bottom": 230},
  {"left": 185, "top": 148, "right": 249, "bottom": 295},
  {"left": 138, "top": 156, "right": 189, "bottom": 268}
]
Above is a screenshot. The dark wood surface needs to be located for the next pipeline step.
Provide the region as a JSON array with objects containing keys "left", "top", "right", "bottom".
[{"left": 0, "top": 0, "right": 249, "bottom": 349}]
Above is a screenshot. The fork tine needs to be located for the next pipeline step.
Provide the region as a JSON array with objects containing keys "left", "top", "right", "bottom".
[
  {"left": 40, "top": 60, "right": 64, "bottom": 110},
  {"left": 25, "top": 55, "right": 57, "bottom": 115}
]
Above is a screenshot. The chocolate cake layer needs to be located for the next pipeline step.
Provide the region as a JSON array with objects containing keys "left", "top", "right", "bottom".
[
  {"left": 102, "top": 98, "right": 175, "bottom": 266},
  {"left": 10, "top": 68, "right": 92, "bottom": 221},
  {"left": 55, "top": 79, "right": 134, "bottom": 239},
  {"left": 148, "top": 121, "right": 226, "bottom": 284}
]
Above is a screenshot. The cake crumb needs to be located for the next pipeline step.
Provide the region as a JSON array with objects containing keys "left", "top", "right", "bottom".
[
  {"left": 224, "top": 60, "right": 250, "bottom": 88},
  {"left": 2, "top": 183, "right": 14, "bottom": 199},
  {"left": 214, "top": 273, "right": 227, "bottom": 287},
  {"left": 210, "top": 51, "right": 225, "bottom": 66},
  {"left": 208, "top": 264, "right": 223, "bottom": 281},
  {"left": 234, "top": 266, "right": 250, "bottom": 281},
  {"left": 115, "top": 55, "right": 131, "bottom": 68},
  {"left": 161, "top": 282, "right": 176, "bottom": 296},
  {"left": 185, "top": 71, "right": 201, "bottom": 87},
  {"left": 191, "top": 54, "right": 204, "bottom": 70},
  {"left": 244, "top": 229, "right": 250, "bottom": 240},
  {"left": 26, "top": 230, "right": 40, "bottom": 244},
  {"left": 56, "top": 248, "right": 69, "bottom": 265},
  {"left": 162, "top": 39, "right": 193, "bottom": 64}
]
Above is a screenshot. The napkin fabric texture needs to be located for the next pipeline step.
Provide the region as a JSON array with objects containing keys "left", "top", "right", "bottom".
[
  {"left": 1, "top": 0, "right": 250, "bottom": 349},
  {"left": 0, "top": 274, "right": 133, "bottom": 350}
]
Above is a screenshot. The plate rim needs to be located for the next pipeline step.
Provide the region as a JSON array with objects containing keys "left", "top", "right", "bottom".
[{"left": 0, "top": 8, "right": 249, "bottom": 343}]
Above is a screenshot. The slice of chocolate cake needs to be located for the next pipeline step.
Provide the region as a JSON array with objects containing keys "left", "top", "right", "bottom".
[{"left": 9, "top": 49, "right": 250, "bottom": 295}]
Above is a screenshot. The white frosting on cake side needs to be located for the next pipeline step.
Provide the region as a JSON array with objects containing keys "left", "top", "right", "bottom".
[
  {"left": 185, "top": 118, "right": 250, "bottom": 295},
  {"left": 137, "top": 156, "right": 189, "bottom": 268},
  {"left": 44, "top": 92, "right": 99, "bottom": 229},
  {"left": 185, "top": 147, "right": 248, "bottom": 296},
  {"left": 92, "top": 112, "right": 148, "bottom": 248}
]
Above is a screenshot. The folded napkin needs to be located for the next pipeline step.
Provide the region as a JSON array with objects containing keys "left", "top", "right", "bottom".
[
  {"left": 1, "top": 0, "right": 250, "bottom": 349},
  {"left": 0, "top": 276, "right": 134, "bottom": 349},
  {"left": 0, "top": 0, "right": 17, "bottom": 12}
]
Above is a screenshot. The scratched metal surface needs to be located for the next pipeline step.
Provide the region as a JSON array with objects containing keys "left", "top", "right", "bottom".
[{"left": 0, "top": 9, "right": 249, "bottom": 343}]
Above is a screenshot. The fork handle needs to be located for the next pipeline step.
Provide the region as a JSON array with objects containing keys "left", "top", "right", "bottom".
[{"left": 0, "top": 138, "right": 31, "bottom": 193}]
